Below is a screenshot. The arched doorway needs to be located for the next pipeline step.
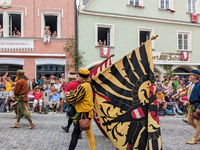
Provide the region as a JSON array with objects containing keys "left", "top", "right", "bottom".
[
  {"left": 173, "top": 67, "right": 190, "bottom": 74},
  {"left": 173, "top": 67, "right": 191, "bottom": 80}
]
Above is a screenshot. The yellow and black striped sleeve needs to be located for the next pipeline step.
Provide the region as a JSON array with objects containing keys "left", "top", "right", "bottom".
[{"left": 66, "top": 85, "right": 86, "bottom": 103}]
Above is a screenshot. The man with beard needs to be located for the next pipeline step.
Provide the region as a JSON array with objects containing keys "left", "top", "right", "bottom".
[{"left": 178, "top": 70, "right": 200, "bottom": 144}]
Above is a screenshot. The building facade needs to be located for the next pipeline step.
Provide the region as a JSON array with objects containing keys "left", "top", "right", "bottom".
[
  {"left": 0, "top": 0, "right": 76, "bottom": 80},
  {"left": 78, "top": 0, "right": 200, "bottom": 80}
]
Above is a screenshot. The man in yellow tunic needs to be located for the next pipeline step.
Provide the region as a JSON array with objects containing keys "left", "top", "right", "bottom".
[{"left": 66, "top": 68, "right": 95, "bottom": 150}]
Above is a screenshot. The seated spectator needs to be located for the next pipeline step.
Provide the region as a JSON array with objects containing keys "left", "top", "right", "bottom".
[
  {"left": 156, "top": 81, "right": 162, "bottom": 91},
  {"left": 0, "top": 86, "right": 9, "bottom": 112},
  {"left": 162, "top": 81, "right": 171, "bottom": 93},
  {"left": 9, "top": 87, "right": 16, "bottom": 111},
  {"left": 12, "top": 27, "right": 21, "bottom": 36},
  {"left": 2, "top": 72, "right": 14, "bottom": 93},
  {"left": 180, "top": 75, "right": 186, "bottom": 86},
  {"left": 162, "top": 76, "right": 168, "bottom": 83},
  {"left": 50, "top": 83, "right": 55, "bottom": 93},
  {"left": 60, "top": 73, "right": 66, "bottom": 83},
  {"left": 0, "top": 25, "right": 3, "bottom": 37},
  {"left": 52, "top": 30, "right": 57, "bottom": 37},
  {"left": 31, "top": 78, "right": 38, "bottom": 91},
  {"left": 165, "top": 91, "right": 183, "bottom": 115},
  {"left": 54, "top": 80, "right": 62, "bottom": 96},
  {"left": 49, "top": 89, "right": 60, "bottom": 112},
  {"left": 50, "top": 74, "right": 56, "bottom": 84},
  {"left": 156, "top": 88, "right": 167, "bottom": 113},
  {"left": 172, "top": 75, "right": 180, "bottom": 94},
  {"left": 32, "top": 86, "right": 43, "bottom": 114},
  {"left": 177, "top": 80, "right": 184, "bottom": 93},
  {"left": 43, "top": 26, "right": 51, "bottom": 43},
  {"left": 98, "top": 39, "right": 103, "bottom": 46},
  {"left": 43, "top": 80, "right": 51, "bottom": 92}
]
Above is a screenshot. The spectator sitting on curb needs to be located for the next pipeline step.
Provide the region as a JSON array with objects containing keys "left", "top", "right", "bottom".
[
  {"left": 156, "top": 88, "right": 168, "bottom": 113},
  {"left": 164, "top": 91, "right": 183, "bottom": 115},
  {"left": 49, "top": 89, "right": 60, "bottom": 113}
]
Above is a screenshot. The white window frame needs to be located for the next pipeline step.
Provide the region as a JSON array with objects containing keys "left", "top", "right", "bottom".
[
  {"left": 41, "top": 12, "right": 61, "bottom": 38},
  {"left": 95, "top": 23, "right": 114, "bottom": 47},
  {"left": 6, "top": 11, "right": 23, "bottom": 37},
  {"left": 128, "top": 0, "right": 144, "bottom": 6},
  {"left": 177, "top": 30, "right": 192, "bottom": 51},
  {"left": 159, "top": 0, "right": 173, "bottom": 10},
  {"left": 35, "top": 58, "right": 67, "bottom": 81},
  {"left": 187, "top": 0, "right": 199, "bottom": 14},
  {"left": 138, "top": 27, "right": 155, "bottom": 49}
]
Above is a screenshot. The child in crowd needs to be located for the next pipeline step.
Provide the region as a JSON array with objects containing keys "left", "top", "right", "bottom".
[{"left": 156, "top": 88, "right": 167, "bottom": 113}]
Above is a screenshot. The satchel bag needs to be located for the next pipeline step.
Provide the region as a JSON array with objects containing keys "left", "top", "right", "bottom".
[
  {"left": 193, "top": 109, "right": 200, "bottom": 120},
  {"left": 79, "top": 112, "right": 90, "bottom": 131}
]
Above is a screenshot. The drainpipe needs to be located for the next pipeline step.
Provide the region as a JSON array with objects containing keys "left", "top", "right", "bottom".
[{"left": 75, "top": 0, "right": 80, "bottom": 72}]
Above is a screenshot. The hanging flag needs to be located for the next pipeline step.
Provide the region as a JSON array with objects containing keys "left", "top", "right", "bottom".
[
  {"left": 92, "top": 35, "right": 162, "bottom": 150},
  {"left": 89, "top": 54, "right": 114, "bottom": 137}
]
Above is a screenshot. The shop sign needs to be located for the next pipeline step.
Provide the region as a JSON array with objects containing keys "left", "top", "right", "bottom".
[
  {"left": 0, "top": 38, "right": 34, "bottom": 51},
  {"left": 152, "top": 52, "right": 189, "bottom": 62}
]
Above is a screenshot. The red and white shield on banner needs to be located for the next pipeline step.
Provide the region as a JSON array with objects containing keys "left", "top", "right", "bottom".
[
  {"left": 181, "top": 51, "right": 189, "bottom": 61},
  {"left": 100, "top": 47, "right": 110, "bottom": 57}
]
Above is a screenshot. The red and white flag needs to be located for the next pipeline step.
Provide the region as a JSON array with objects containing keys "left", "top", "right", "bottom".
[{"left": 89, "top": 54, "right": 114, "bottom": 137}]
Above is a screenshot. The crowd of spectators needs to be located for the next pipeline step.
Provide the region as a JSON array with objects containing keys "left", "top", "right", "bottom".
[
  {"left": 155, "top": 75, "right": 190, "bottom": 115},
  {"left": 0, "top": 72, "right": 69, "bottom": 114}
]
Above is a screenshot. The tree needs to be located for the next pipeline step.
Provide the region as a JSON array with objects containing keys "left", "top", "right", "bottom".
[
  {"left": 63, "top": 37, "right": 85, "bottom": 71},
  {"left": 163, "top": 65, "right": 175, "bottom": 77}
]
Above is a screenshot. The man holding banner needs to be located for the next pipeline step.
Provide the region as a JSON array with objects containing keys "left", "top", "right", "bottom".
[{"left": 91, "top": 35, "right": 162, "bottom": 150}]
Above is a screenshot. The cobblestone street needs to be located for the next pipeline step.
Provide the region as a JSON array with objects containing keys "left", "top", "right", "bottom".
[{"left": 0, "top": 112, "right": 199, "bottom": 150}]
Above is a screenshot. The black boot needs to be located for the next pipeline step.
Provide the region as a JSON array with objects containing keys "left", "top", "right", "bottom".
[{"left": 61, "top": 126, "right": 69, "bottom": 132}]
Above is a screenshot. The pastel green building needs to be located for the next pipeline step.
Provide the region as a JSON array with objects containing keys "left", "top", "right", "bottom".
[{"left": 78, "top": 0, "right": 200, "bottom": 79}]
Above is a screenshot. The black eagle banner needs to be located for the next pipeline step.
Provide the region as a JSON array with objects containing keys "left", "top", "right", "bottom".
[{"left": 92, "top": 36, "right": 162, "bottom": 150}]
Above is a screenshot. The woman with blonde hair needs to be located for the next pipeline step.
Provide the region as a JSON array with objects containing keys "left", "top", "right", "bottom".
[
  {"left": 43, "top": 26, "right": 51, "bottom": 43},
  {"left": 66, "top": 68, "right": 95, "bottom": 150}
]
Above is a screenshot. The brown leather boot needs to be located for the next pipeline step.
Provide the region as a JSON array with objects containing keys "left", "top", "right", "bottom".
[
  {"left": 10, "top": 122, "right": 20, "bottom": 128},
  {"left": 186, "top": 137, "right": 197, "bottom": 144},
  {"left": 12, "top": 115, "right": 17, "bottom": 119},
  {"left": 28, "top": 122, "right": 35, "bottom": 129}
]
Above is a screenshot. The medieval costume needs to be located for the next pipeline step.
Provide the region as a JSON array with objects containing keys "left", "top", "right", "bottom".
[
  {"left": 66, "top": 68, "right": 95, "bottom": 150},
  {"left": 61, "top": 73, "right": 80, "bottom": 133},
  {"left": 179, "top": 70, "right": 200, "bottom": 144},
  {"left": 10, "top": 70, "right": 35, "bottom": 129}
]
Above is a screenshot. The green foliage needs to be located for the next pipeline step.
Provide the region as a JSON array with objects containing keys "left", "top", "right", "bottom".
[
  {"left": 163, "top": 65, "right": 175, "bottom": 77},
  {"left": 63, "top": 37, "right": 85, "bottom": 70},
  {"left": 197, "top": 66, "right": 200, "bottom": 70}
]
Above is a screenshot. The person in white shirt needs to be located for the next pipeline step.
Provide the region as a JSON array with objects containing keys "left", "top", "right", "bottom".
[{"left": 54, "top": 80, "right": 61, "bottom": 98}]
